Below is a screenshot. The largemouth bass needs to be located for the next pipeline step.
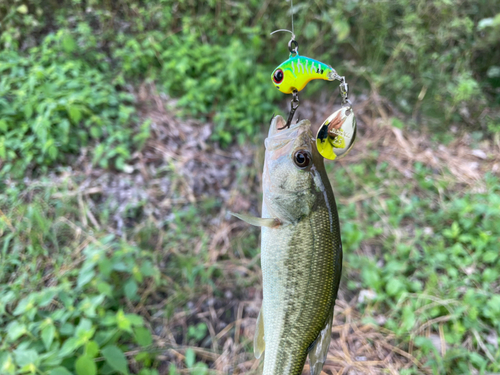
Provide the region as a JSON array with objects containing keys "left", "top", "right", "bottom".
[{"left": 233, "top": 115, "right": 343, "bottom": 375}]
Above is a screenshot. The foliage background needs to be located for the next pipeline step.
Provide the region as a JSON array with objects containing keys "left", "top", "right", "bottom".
[{"left": 1, "top": 0, "right": 500, "bottom": 374}]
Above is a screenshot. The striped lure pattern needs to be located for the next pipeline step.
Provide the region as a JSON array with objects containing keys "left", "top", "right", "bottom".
[{"left": 271, "top": 54, "right": 337, "bottom": 94}]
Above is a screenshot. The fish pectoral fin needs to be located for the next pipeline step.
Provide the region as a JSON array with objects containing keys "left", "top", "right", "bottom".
[
  {"left": 230, "top": 212, "right": 280, "bottom": 228},
  {"left": 308, "top": 305, "right": 334, "bottom": 375},
  {"left": 254, "top": 308, "right": 265, "bottom": 359}
]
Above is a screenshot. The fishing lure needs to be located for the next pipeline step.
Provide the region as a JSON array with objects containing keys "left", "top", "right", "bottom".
[
  {"left": 316, "top": 106, "right": 357, "bottom": 160},
  {"left": 270, "top": 30, "right": 357, "bottom": 160},
  {"left": 271, "top": 40, "right": 338, "bottom": 94}
]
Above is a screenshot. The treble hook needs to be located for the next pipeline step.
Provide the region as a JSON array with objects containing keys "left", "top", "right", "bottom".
[{"left": 278, "top": 89, "right": 300, "bottom": 130}]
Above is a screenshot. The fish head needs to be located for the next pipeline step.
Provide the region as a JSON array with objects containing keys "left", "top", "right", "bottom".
[{"left": 263, "top": 115, "right": 326, "bottom": 223}]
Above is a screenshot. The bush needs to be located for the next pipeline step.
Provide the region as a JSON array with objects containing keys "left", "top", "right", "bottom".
[
  {"left": 115, "top": 31, "right": 280, "bottom": 144},
  {"left": 0, "top": 28, "right": 150, "bottom": 178},
  {"left": 2, "top": 1, "right": 499, "bottom": 155}
]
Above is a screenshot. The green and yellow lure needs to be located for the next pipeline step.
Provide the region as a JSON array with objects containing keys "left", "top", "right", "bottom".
[{"left": 271, "top": 54, "right": 337, "bottom": 94}]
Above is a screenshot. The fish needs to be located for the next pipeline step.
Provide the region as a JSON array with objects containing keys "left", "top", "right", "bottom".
[
  {"left": 271, "top": 55, "right": 339, "bottom": 94},
  {"left": 232, "top": 115, "right": 343, "bottom": 375}
]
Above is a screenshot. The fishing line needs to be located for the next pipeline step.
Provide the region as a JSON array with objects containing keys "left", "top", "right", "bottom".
[{"left": 270, "top": 0, "right": 296, "bottom": 42}]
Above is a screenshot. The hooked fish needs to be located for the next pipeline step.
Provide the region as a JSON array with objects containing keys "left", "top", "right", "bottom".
[
  {"left": 271, "top": 55, "right": 339, "bottom": 94},
  {"left": 232, "top": 115, "right": 343, "bottom": 375}
]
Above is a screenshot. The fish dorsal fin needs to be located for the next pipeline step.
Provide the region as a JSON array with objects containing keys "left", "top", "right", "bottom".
[
  {"left": 254, "top": 307, "right": 265, "bottom": 359},
  {"left": 308, "top": 305, "right": 334, "bottom": 375},
  {"left": 230, "top": 212, "right": 281, "bottom": 228}
]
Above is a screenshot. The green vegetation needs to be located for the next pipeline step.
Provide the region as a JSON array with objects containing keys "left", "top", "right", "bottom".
[
  {"left": 335, "top": 160, "right": 500, "bottom": 373},
  {"left": 1, "top": 0, "right": 500, "bottom": 374},
  {"left": 0, "top": 27, "right": 150, "bottom": 177},
  {"left": 1, "top": 0, "right": 500, "bottom": 175},
  {"left": 0, "top": 187, "right": 161, "bottom": 374}
]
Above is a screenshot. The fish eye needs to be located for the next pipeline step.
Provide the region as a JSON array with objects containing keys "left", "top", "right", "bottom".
[
  {"left": 293, "top": 150, "right": 311, "bottom": 169},
  {"left": 273, "top": 69, "right": 284, "bottom": 84}
]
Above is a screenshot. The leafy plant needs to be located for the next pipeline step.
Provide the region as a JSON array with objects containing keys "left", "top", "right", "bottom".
[
  {"left": 339, "top": 157, "right": 500, "bottom": 372},
  {"left": 0, "top": 28, "right": 150, "bottom": 177},
  {"left": 3, "top": 0, "right": 499, "bottom": 152},
  {"left": 0, "top": 194, "right": 161, "bottom": 374}
]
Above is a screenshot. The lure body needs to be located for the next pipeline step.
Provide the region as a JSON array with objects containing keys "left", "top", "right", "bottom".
[{"left": 271, "top": 54, "right": 337, "bottom": 94}]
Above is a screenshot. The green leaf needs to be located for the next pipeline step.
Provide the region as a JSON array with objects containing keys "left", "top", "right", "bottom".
[
  {"left": 97, "top": 281, "right": 113, "bottom": 297},
  {"left": 41, "top": 324, "right": 55, "bottom": 350},
  {"left": 184, "top": 348, "right": 195, "bottom": 368},
  {"left": 169, "top": 363, "right": 179, "bottom": 375},
  {"left": 126, "top": 314, "right": 144, "bottom": 327},
  {"left": 478, "top": 17, "right": 495, "bottom": 30},
  {"left": 62, "top": 34, "right": 77, "bottom": 53},
  {"left": 414, "top": 336, "right": 437, "bottom": 355},
  {"left": 59, "top": 337, "right": 82, "bottom": 357},
  {"left": 401, "top": 306, "right": 416, "bottom": 331},
  {"left": 140, "top": 261, "right": 155, "bottom": 277},
  {"left": 487, "top": 295, "right": 500, "bottom": 315},
  {"left": 386, "top": 278, "right": 404, "bottom": 296},
  {"left": 361, "top": 268, "right": 379, "bottom": 288},
  {"left": 116, "top": 310, "right": 132, "bottom": 333},
  {"left": 90, "top": 126, "right": 101, "bottom": 139},
  {"left": 17, "top": 5, "right": 28, "bottom": 13},
  {"left": 68, "top": 106, "right": 82, "bottom": 124},
  {"left": 85, "top": 341, "right": 100, "bottom": 358},
  {"left": 76, "top": 318, "right": 93, "bottom": 333},
  {"left": 39, "top": 290, "right": 57, "bottom": 307},
  {"left": 0, "top": 119, "right": 8, "bottom": 132},
  {"left": 0, "top": 353, "right": 15, "bottom": 375},
  {"left": 77, "top": 264, "right": 95, "bottom": 288},
  {"left": 482, "top": 251, "right": 498, "bottom": 263},
  {"left": 75, "top": 356, "right": 97, "bottom": 375},
  {"left": 133, "top": 327, "right": 153, "bottom": 347},
  {"left": 192, "top": 362, "right": 208, "bottom": 375},
  {"left": 391, "top": 118, "right": 404, "bottom": 129},
  {"left": 102, "top": 345, "right": 129, "bottom": 375},
  {"left": 13, "top": 349, "right": 38, "bottom": 367},
  {"left": 13, "top": 296, "right": 33, "bottom": 315},
  {"left": 7, "top": 321, "right": 26, "bottom": 341},
  {"left": 49, "top": 367, "right": 73, "bottom": 375},
  {"left": 124, "top": 279, "right": 138, "bottom": 299}
]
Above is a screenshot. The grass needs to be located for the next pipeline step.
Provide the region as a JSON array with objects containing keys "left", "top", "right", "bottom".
[{"left": 1, "top": 86, "right": 499, "bottom": 374}]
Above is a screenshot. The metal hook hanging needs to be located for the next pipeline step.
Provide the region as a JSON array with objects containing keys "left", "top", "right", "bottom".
[
  {"left": 270, "top": 29, "right": 299, "bottom": 55},
  {"left": 278, "top": 90, "right": 300, "bottom": 130},
  {"left": 270, "top": 29, "right": 295, "bottom": 40}
]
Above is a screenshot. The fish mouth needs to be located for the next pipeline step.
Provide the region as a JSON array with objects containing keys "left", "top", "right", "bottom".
[
  {"left": 264, "top": 115, "right": 315, "bottom": 173},
  {"left": 265, "top": 115, "right": 312, "bottom": 151}
]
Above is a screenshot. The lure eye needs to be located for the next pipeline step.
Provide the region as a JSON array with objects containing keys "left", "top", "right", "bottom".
[
  {"left": 273, "top": 69, "right": 284, "bottom": 84},
  {"left": 293, "top": 150, "right": 312, "bottom": 169}
]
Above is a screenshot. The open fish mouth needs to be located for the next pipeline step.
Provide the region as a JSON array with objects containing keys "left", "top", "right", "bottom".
[{"left": 265, "top": 115, "right": 313, "bottom": 154}]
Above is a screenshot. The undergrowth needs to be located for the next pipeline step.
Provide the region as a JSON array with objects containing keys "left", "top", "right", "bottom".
[
  {"left": 0, "top": 187, "right": 162, "bottom": 375},
  {"left": 331, "top": 161, "right": 500, "bottom": 374},
  {"left": 1, "top": 0, "right": 500, "bottom": 175},
  {"left": 1, "top": 136, "right": 499, "bottom": 374}
]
